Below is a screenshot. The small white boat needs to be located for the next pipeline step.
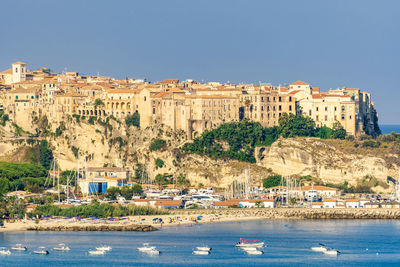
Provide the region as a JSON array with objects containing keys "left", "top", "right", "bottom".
[
  {"left": 96, "top": 245, "right": 112, "bottom": 251},
  {"left": 311, "top": 243, "right": 328, "bottom": 252},
  {"left": 89, "top": 250, "right": 105, "bottom": 255},
  {"left": 144, "top": 249, "right": 160, "bottom": 255},
  {"left": 0, "top": 248, "right": 11, "bottom": 255},
  {"left": 235, "top": 239, "right": 264, "bottom": 248},
  {"left": 53, "top": 243, "right": 70, "bottom": 251},
  {"left": 246, "top": 250, "right": 263, "bottom": 255},
  {"left": 241, "top": 247, "right": 258, "bottom": 251},
  {"left": 196, "top": 246, "right": 212, "bottom": 251},
  {"left": 138, "top": 243, "right": 156, "bottom": 252},
  {"left": 323, "top": 249, "right": 340, "bottom": 256},
  {"left": 11, "top": 244, "right": 27, "bottom": 251},
  {"left": 193, "top": 250, "right": 210, "bottom": 255},
  {"left": 34, "top": 247, "right": 49, "bottom": 255},
  {"left": 311, "top": 246, "right": 327, "bottom": 252}
]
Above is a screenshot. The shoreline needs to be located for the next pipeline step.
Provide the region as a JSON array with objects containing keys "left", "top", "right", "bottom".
[{"left": 2, "top": 208, "right": 400, "bottom": 232}]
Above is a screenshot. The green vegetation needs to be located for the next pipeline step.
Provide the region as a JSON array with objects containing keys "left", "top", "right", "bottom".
[
  {"left": 149, "top": 138, "right": 167, "bottom": 152},
  {"left": 30, "top": 201, "right": 168, "bottom": 218},
  {"left": 94, "top": 99, "right": 105, "bottom": 109},
  {"left": 0, "top": 162, "right": 47, "bottom": 194},
  {"left": 39, "top": 140, "right": 54, "bottom": 170},
  {"left": 125, "top": 112, "right": 140, "bottom": 128},
  {"left": 55, "top": 122, "right": 66, "bottom": 137},
  {"left": 176, "top": 173, "right": 191, "bottom": 189},
  {"left": 182, "top": 120, "right": 279, "bottom": 163},
  {"left": 155, "top": 173, "right": 169, "bottom": 188},
  {"left": 72, "top": 114, "right": 81, "bottom": 123},
  {"left": 105, "top": 185, "right": 143, "bottom": 200},
  {"left": 182, "top": 114, "right": 347, "bottom": 163},
  {"left": 0, "top": 111, "right": 9, "bottom": 126},
  {"left": 262, "top": 174, "right": 284, "bottom": 188},
  {"left": 88, "top": 116, "right": 97, "bottom": 125},
  {"left": 155, "top": 158, "right": 164, "bottom": 169}
]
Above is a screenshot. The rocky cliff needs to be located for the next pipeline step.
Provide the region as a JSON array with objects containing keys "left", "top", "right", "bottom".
[{"left": 0, "top": 115, "right": 398, "bottom": 193}]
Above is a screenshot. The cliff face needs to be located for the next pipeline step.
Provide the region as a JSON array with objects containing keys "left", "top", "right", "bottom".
[
  {"left": 0, "top": 116, "right": 398, "bottom": 193},
  {"left": 257, "top": 138, "right": 400, "bottom": 191}
]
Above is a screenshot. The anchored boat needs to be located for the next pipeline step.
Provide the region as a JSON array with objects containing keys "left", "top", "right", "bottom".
[
  {"left": 235, "top": 238, "right": 264, "bottom": 248},
  {"left": 53, "top": 243, "right": 70, "bottom": 251}
]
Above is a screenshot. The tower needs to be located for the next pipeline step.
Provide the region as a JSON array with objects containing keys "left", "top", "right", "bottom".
[{"left": 12, "top": 62, "right": 27, "bottom": 83}]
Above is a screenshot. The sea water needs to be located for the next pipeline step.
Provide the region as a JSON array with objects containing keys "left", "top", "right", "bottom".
[
  {"left": 380, "top": 125, "right": 400, "bottom": 134},
  {"left": 1, "top": 220, "right": 400, "bottom": 266}
]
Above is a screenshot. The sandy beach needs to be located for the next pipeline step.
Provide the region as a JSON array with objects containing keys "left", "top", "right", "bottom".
[{"left": 0, "top": 213, "right": 261, "bottom": 232}]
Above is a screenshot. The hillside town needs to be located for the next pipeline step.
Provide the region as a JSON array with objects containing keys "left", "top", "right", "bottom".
[
  {"left": 0, "top": 62, "right": 379, "bottom": 138},
  {"left": 0, "top": 61, "right": 391, "bottom": 220}
]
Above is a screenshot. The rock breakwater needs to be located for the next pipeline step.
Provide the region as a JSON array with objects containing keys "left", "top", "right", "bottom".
[
  {"left": 173, "top": 208, "right": 400, "bottom": 220},
  {"left": 27, "top": 224, "right": 157, "bottom": 231}
]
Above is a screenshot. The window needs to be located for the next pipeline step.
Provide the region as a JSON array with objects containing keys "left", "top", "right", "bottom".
[
  {"left": 153, "top": 108, "right": 155, "bottom": 114},
  {"left": 325, "top": 107, "right": 327, "bottom": 111},
  {"left": 349, "top": 115, "right": 352, "bottom": 119},
  {"left": 309, "top": 110, "right": 312, "bottom": 116},
  {"left": 341, "top": 115, "right": 345, "bottom": 120},
  {"left": 279, "top": 96, "right": 282, "bottom": 102},
  {"left": 341, "top": 105, "right": 345, "bottom": 111},
  {"left": 316, "top": 107, "right": 319, "bottom": 111},
  {"left": 289, "top": 96, "right": 292, "bottom": 102},
  {"left": 325, "top": 115, "right": 328, "bottom": 121},
  {"left": 289, "top": 105, "right": 292, "bottom": 111},
  {"left": 316, "top": 115, "right": 319, "bottom": 121},
  {"left": 334, "top": 107, "right": 337, "bottom": 111},
  {"left": 279, "top": 105, "right": 282, "bottom": 111},
  {"left": 144, "top": 96, "right": 147, "bottom": 101}
]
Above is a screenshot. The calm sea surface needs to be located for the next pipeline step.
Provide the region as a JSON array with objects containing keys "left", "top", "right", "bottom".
[
  {"left": 1, "top": 220, "right": 400, "bottom": 266},
  {"left": 380, "top": 124, "right": 400, "bottom": 134}
]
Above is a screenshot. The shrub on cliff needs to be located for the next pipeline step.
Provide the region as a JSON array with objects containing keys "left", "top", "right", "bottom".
[
  {"left": 262, "top": 175, "right": 284, "bottom": 188},
  {"left": 182, "top": 120, "right": 279, "bottom": 163},
  {"left": 150, "top": 138, "right": 167, "bottom": 151},
  {"left": 125, "top": 112, "right": 140, "bottom": 128}
]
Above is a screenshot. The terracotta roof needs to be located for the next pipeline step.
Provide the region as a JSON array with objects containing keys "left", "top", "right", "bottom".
[
  {"left": 185, "top": 95, "right": 236, "bottom": 99},
  {"left": 158, "top": 79, "right": 179, "bottom": 84},
  {"left": 345, "top": 199, "right": 360, "bottom": 202},
  {"left": 55, "top": 92, "right": 85, "bottom": 98},
  {"left": 154, "top": 200, "right": 181, "bottom": 206},
  {"left": 290, "top": 80, "right": 309, "bottom": 86},
  {"left": 106, "top": 89, "right": 136, "bottom": 94},
  {"left": 301, "top": 185, "right": 338, "bottom": 191},
  {"left": 153, "top": 92, "right": 171, "bottom": 99},
  {"left": 0, "top": 68, "right": 12, "bottom": 74},
  {"left": 323, "top": 199, "right": 337, "bottom": 202},
  {"left": 12, "top": 61, "right": 27, "bottom": 65}
]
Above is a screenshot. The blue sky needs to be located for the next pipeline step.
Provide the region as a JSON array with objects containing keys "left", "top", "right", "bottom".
[{"left": 1, "top": 0, "right": 399, "bottom": 124}]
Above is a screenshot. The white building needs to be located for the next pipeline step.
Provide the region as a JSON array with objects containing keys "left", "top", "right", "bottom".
[
  {"left": 345, "top": 199, "right": 360, "bottom": 208},
  {"left": 323, "top": 199, "right": 337, "bottom": 208}
]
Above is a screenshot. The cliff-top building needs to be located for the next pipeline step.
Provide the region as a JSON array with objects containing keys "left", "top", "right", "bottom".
[{"left": 0, "top": 62, "right": 380, "bottom": 137}]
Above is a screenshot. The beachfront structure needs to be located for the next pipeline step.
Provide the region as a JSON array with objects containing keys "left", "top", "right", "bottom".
[
  {"left": 78, "top": 167, "right": 129, "bottom": 195},
  {"left": 267, "top": 185, "right": 339, "bottom": 200},
  {"left": 323, "top": 199, "right": 337, "bottom": 208},
  {"left": 0, "top": 62, "right": 380, "bottom": 139},
  {"left": 345, "top": 199, "right": 361, "bottom": 208}
]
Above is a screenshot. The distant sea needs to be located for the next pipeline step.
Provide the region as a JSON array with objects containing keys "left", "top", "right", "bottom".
[{"left": 379, "top": 125, "right": 400, "bottom": 134}]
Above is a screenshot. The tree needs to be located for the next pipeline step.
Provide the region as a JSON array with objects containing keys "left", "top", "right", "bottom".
[
  {"left": 120, "top": 186, "right": 133, "bottom": 200},
  {"left": 0, "top": 178, "right": 10, "bottom": 195},
  {"left": 262, "top": 175, "right": 283, "bottom": 188},
  {"left": 155, "top": 174, "right": 168, "bottom": 189},
  {"left": 331, "top": 121, "right": 347, "bottom": 139},
  {"left": 132, "top": 184, "right": 143, "bottom": 196},
  {"left": 177, "top": 173, "right": 190, "bottom": 189},
  {"left": 278, "top": 113, "right": 316, "bottom": 138},
  {"left": 125, "top": 112, "right": 140, "bottom": 128},
  {"left": 39, "top": 140, "right": 54, "bottom": 170},
  {"left": 94, "top": 99, "right": 105, "bottom": 110},
  {"left": 150, "top": 139, "right": 167, "bottom": 151},
  {"left": 155, "top": 158, "right": 164, "bottom": 169},
  {"left": 105, "top": 186, "right": 120, "bottom": 200}
]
